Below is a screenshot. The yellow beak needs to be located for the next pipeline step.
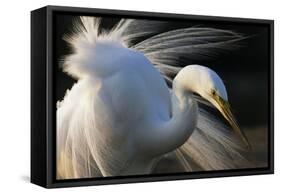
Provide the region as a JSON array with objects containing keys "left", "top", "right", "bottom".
[{"left": 215, "top": 95, "right": 251, "bottom": 150}]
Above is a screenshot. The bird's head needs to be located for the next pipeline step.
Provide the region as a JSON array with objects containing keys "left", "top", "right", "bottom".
[{"left": 174, "top": 65, "right": 250, "bottom": 149}]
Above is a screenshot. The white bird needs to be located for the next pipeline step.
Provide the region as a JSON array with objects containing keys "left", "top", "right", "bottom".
[{"left": 56, "top": 17, "right": 251, "bottom": 179}]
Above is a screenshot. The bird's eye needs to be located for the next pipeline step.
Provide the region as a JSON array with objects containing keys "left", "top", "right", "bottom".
[{"left": 211, "top": 89, "right": 216, "bottom": 96}]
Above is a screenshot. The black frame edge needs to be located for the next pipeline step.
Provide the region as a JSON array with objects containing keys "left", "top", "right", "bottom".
[
  {"left": 269, "top": 20, "right": 274, "bottom": 174},
  {"left": 46, "top": 6, "right": 55, "bottom": 188},
  {"left": 46, "top": 5, "right": 274, "bottom": 23},
  {"left": 31, "top": 6, "right": 48, "bottom": 188}
]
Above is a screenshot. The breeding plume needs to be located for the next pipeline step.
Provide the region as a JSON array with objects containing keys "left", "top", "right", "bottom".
[{"left": 57, "top": 17, "right": 251, "bottom": 179}]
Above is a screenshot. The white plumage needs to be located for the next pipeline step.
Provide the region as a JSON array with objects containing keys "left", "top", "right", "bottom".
[{"left": 57, "top": 17, "right": 250, "bottom": 179}]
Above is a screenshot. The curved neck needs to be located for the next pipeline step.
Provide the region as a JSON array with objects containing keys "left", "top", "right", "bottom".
[
  {"left": 167, "top": 83, "right": 198, "bottom": 148},
  {"left": 145, "top": 81, "right": 198, "bottom": 157}
]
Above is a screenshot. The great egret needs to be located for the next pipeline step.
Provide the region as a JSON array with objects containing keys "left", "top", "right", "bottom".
[{"left": 57, "top": 17, "right": 251, "bottom": 179}]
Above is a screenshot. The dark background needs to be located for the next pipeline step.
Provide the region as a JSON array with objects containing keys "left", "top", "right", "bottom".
[{"left": 54, "top": 13, "right": 270, "bottom": 166}]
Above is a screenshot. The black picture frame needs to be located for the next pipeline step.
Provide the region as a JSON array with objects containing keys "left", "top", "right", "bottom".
[{"left": 31, "top": 5, "right": 274, "bottom": 188}]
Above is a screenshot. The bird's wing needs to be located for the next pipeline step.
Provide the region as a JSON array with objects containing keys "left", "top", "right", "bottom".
[{"left": 131, "top": 27, "right": 244, "bottom": 86}]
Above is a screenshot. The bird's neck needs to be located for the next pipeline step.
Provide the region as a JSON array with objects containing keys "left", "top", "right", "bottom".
[
  {"left": 172, "top": 81, "right": 193, "bottom": 109},
  {"left": 169, "top": 84, "right": 198, "bottom": 143},
  {"left": 147, "top": 82, "right": 198, "bottom": 156}
]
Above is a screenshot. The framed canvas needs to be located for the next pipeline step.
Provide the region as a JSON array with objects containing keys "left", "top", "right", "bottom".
[{"left": 31, "top": 5, "right": 274, "bottom": 188}]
